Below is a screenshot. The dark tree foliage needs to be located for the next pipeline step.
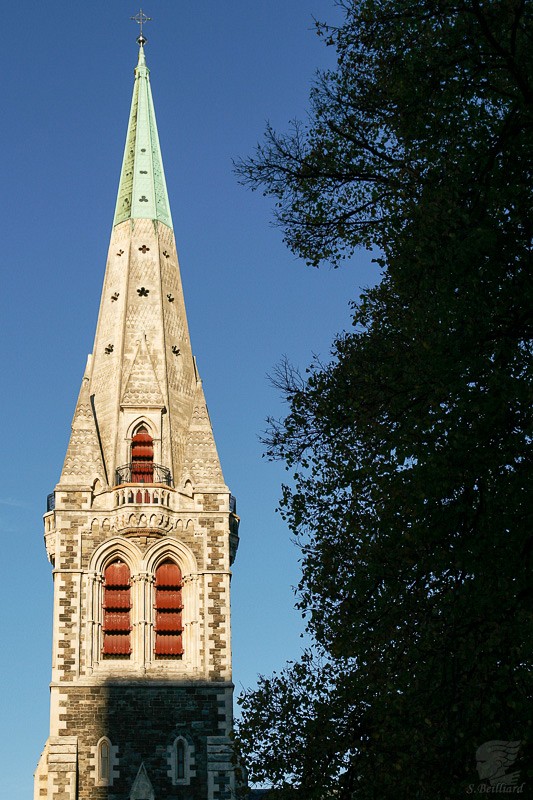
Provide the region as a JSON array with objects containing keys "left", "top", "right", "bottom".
[{"left": 235, "top": 2, "right": 533, "bottom": 799}]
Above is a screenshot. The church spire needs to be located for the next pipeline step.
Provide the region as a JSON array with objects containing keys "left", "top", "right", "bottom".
[
  {"left": 113, "top": 40, "right": 172, "bottom": 228},
  {"left": 59, "top": 37, "right": 225, "bottom": 490}
]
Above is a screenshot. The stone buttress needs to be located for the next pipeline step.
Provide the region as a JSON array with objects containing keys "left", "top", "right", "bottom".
[{"left": 35, "top": 40, "right": 240, "bottom": 800}]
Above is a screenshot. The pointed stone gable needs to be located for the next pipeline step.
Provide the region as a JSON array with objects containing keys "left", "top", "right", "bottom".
[
  {"left": 130, "top": 763, "right": 154, "bottom": 800},
  {"left": 122, "top": 336, "right": 165, "bottom": 407},
  {"left": 60, "top": 372, "right": 105, "bottom": 485},
  {"left": 181, "top": 381, "right": 225, "bottom": 488}
]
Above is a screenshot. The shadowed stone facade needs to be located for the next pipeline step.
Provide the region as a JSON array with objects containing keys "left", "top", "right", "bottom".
[{"left": 35, "top": 40, "right": 240, "bottom": 800}]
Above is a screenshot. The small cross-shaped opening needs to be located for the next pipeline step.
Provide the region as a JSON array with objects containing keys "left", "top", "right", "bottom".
[
  {"left": 105, "top": 344, "right": 114, "bottom": 355},
  {"left": 117, "top": 250, "right": 124, "bottom": 257},
  {"left": 111, "top": 293, "right": 120, "bottom": 302},
  {"left": 172, "top": 346, "right": 180, "bottom": 356},
  {"left": 139, "top": 245, "right": 150, "bottom": 253}
]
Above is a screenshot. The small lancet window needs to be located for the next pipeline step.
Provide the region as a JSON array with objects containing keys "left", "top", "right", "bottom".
[
  {"left": 169, "top": 736, "right": 191, "bottom": 785},
  {"left": 103, "top": 559, "right": 131, "bottom": 657},
  {"left": 175, "top": 739, "right": 186, "bottom": 781},
  {"left": 96, "top": 737, "right": 113, "bottom": 786},
  {"left": 155, "top": 560, "right": 183, "bottom": 658},
  {"left": 99, "top": 740, "right": 110, "bottom": 782},
  {"left": 131, "top": 425, "right": 154, "bottom": 483}
]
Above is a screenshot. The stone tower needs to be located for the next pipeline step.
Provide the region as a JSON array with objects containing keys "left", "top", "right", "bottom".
[{"left": 35, "top": 36, "right": 240, "bottom": 800}]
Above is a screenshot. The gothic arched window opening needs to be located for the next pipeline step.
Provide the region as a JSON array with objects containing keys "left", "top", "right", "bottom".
[
  {"left": 97, "top": 737, "right": 111, "bottom": 784},
  {"left": 155, "top": 560, "right": 183, "bottom": 657},
  {"left": 103, "top": 559, "right": 131, "bottom": 656},
  {"left": 99, "top": 740, "right": 110, "bottom": 781},
  {"left": 168, "top": 736, "right": 193, "bottom": 785},
  {"left": 131, "top": 425, "right": 154, "bottom": 483},
  {"left": 175, "top": 738, "right": 185, "bottom": 781}
]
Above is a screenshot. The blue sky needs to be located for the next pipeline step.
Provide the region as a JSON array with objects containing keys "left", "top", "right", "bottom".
[{"left": 0, "top": 3, "right": 376, "bottom": 795}]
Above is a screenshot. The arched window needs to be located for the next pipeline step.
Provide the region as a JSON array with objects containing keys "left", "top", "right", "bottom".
[
  {"left": 95, "top": 736, "right": 116, "bottom": 787},
  {"left": 176, "top": 739, "right": 185, "bottom": 781},
  {"left": 131, "top": 425, "right": 154, "bottom": 483},
  {"left": 175, "top": 739, "right": 185, "bottom": 781},
  {"left": 167, "top": 736, "right": 194, "bottom": 786},
  {"left": 154, "top": 560, "right": 183, "bottom": 657},
  {"left": 99, "top": 739, "right": 110, "bottom": 783},
  {"left": 103, "top": 559, "right": 131, "bottom": 656}
]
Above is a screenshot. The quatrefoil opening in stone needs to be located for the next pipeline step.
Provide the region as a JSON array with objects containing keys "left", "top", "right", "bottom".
[
  {"left": 167, "top": 293, "right": 174, "bottom": 303},
  {"left": 117, "top": 249, "right": 124, "bottom": 257},
  {"left": 172, "top": 345, "right": 181, "bottom": 356},
  {"left": 137, "top": 287, "right": 150, "bottom": 297},
  {"left": 111, "top": 292, "right": 120, "bottom": 302},
  {"left": 105, "top": 344, "right": 114, "bottom": 355},
  {"left": 138, "top": 245, "right": 150, "bottom": 253},
  {"left": 163, "top": 250, "right": 170, "bottom": 259}
]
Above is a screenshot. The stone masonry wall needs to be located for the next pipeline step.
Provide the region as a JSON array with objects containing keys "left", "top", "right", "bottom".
[{"left": 53, "top": 684, "right": 233, "bottom": 800}]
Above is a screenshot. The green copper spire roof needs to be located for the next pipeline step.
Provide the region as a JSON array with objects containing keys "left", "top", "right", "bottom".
[{"left": 114, "top": 44, "right": 173, "bottom": 228}]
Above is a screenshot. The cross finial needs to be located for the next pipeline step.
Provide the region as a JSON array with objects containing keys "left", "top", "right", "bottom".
[{"left": 131, "top": 8, "right": 152, "bottom": 46}]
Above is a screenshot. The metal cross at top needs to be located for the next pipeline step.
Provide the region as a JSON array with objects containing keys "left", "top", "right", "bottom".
[{"left": 131, "top": 8, "right": 152, "bottom": 44}]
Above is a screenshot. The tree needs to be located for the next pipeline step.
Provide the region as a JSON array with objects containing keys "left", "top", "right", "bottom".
[{"left": 234, "top": 2, "right": 533, "bottom": 798}]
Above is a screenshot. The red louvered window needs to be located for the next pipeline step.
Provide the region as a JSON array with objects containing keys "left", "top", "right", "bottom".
[
  {"left": 131, "top": 425, "right": 154, "bottom": 483},
  {"left": 155, "top": 560, "right": 183, "bottom": 657},
  {"left": 103, "top": 560, "right": 131, "bottom": 656}
]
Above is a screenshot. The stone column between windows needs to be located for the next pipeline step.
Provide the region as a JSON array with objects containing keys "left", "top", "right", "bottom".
[
  {"left": 182, "top": 573, "right": 200, "bottom": 671},
  {"left": 85, "top": 570, "right": 104, "bottom": 673},
  {"left": 132, "top": 571, "right": 153, "bottom": 668}
]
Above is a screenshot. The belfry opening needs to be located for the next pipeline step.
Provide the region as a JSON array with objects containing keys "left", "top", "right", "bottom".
[{"left": 131, "top": 425, "right": 154, "bottom": 483}]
